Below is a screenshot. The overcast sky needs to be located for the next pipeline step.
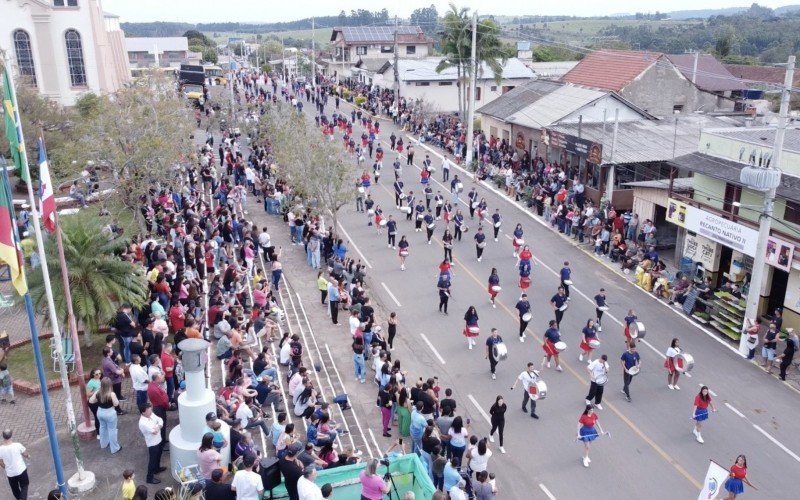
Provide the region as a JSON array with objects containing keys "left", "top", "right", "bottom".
[{"left": 103, "top": 0, "right": 794, "bottom": 23}]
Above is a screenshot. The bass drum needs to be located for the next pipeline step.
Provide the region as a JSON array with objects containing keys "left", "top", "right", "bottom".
[
  {"left": 554, "top": 341, "right": 567, "bottom": 352},
  {"left": 674, "top": 352, "right": 695, "bottom": 373},
  {"left": 588, "top": 339, "right": 601, "bottom": 349},
  {"left": 629, "top": 321, "right": 646, "bottom": 339},
  {"left": 521, "top": 312, "right": 532, "bottom": 322},
  {"left": 492, "top": 342, "right": 508, "bottom": 362},
  {"left": 528, "top": 379, "right": 548, "bottom": 401}
]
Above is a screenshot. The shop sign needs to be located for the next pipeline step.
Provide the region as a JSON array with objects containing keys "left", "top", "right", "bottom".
[
  {"left": 683, "top": 233, "right": 720, "bottom": 271},
  {"left": 667, "top": 198, "right": 758, "bottom": 257},
  {"left": 765, "top": 235, "right": 795, "bottom": 273},
  {"left": 541, "top": 129, "right": 603, "bottom": 164}
]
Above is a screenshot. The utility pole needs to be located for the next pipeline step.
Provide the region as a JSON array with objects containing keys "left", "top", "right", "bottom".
[
  {"left": 739, "top": 55, "right": 795, "bottom": 353},
  {"left": 605, "top": 108, "right": 619, "bottom": 203},
  {"left": 281, "top": 33, "right": 287, "bottom": 82},
  {"left": 465, "top": 10, "right": 478, "bottom": 167},
  {"left": 691, "top": 50, "right": 699, "bottom": 85},
  {"left": 311, "top": 17, "right": 316, "bottom": 87},
  {"left": 394, "top": 15, "right": 400, "bottom": 108}
]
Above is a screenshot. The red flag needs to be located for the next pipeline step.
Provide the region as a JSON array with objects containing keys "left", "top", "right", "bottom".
[{"left": 38, "top": 139, "right": 56, "bottom": 233}]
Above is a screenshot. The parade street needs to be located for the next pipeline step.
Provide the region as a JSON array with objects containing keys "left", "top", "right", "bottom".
[{"left": 286, "top": 95, "right": 800, "bottom": 499}]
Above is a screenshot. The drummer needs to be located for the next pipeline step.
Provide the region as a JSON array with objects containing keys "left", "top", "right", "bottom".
[
  {"left": 491, "top": 209, "right": 502, "bottom": 241},
  {"left": 474, "top": 226, "right": 487, "bottom": 262},
  {"left": 423, "top": 210, "right": 435, "bottom": 245},
  {"left": 585, "top": 354, "right": 609, "bottom": 410},
  {"left": 515, "top": 293, "right": 531, "bottom": 342},
  {"left": 393, "top": 178, "right": 404, "bottom": 208},
  {"left": 623, "top": 309, "right": 638, "bottom": 344},
  {"left": 579, "top": 319, "right": 599, "bottom": 363},
  {"left": 484, "top": 328, "right": 504, "bottom": 380},
  {"left": 512, "top": 224, "right": 524, "bottom": 258},
  {"left": 438, "top": 272, "right": 451, "bottom": 315},
  {"left": 463, "top": 306, "right": 480, "bottom": 350},
  {"left": 542, "top": 320, "right": 563, "bottom": 372},
  {"left": 594, "top": 288, "right": 607, "bottom": 332},
  {"left": 550, "top": 286, "right": 568, "bottom": 329},
  {"left": 665, "top": 337, "right": 682, "bottom": 390},
  {"left": 620, "top": 342, "right": 641, "bottom": 403},
  {"left": 509, "top": 362, "right": 541, "bottom": 419},
  {"left": 487, "top": 267, "right": 500, "bottom": 308},
  {"left": 434, "top": 191, "right": 444, "bottom": 220},
  {"left": 560, "top": 261, "right": 572, "bottom": 299},
  {"left": 414, "top": 201, "right": 426, "bottom": 231},
  {"left": 467, "top": 188, "right": 479, "bottom": 219},
  {"left": 405, "top": 192, "right": 416, "bottom": 221}
]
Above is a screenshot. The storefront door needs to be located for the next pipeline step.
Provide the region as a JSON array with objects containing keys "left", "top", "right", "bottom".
[{"left": 767, "top": 268, "right": 788, "bottom": 317}]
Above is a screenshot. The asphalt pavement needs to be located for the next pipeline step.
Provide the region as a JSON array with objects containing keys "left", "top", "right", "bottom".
[{"left": 272, "top": 88, "right": 800, "bottom": 499}]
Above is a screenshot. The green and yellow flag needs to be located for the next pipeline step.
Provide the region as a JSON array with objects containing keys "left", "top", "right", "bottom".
[{"left": 2, "top": 66, "right": 28, "bottom": 183}]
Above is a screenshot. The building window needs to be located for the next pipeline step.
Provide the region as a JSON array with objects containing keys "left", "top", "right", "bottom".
[
  {"left": 64, "top": 29, "right": 87, "bottom": 87},
  {"left": 785, "top": 200, "right": 800, "bottom": 225},
  {"left": 13, "top": 30, "right": 37, "bottom": 86},
  {"left": 475, "top": 87, "right": 481, "bottom": 100},
  {"left": 438, "top": 81, "right": 453, "bottom": 86},
  {"left": 54, "top": 0, "right": 78, "bottom": 6},
  {"left": 356, "top": 46, "right": 367, "bottom": 56},
  {"left": 673, "top": 104, "right": 684, "bottom": 113},
  {"left": 381, "top": 45, "right": 394, "bottom": 53},
  {"left": 406, "top": 45, "right": 416, "bottom": 55},
  {"left": 490, "top": 86, "right": 497, "bottom": 91},
  {"left": 415, "top": 82, "right": 430, "bottom": 86}
]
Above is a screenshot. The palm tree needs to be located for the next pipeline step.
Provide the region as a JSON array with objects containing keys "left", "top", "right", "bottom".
[{"left": 25, "top": 219, "right": 148, "bottom": 346}]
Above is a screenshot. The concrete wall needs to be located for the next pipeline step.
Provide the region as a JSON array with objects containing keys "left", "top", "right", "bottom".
[
  {"left": 700, "top": 129, "right": 800, "bottom": 176},
  {"left": 351, "top": 43, "right": 430, "bottom": 60},
  {"left": 621, "top": 62, "right": 733, "bottom": 118},
  {"left": 400, "top": 78, "right": 527, "bottom": 113},
  {"left": 559, "top": 94, "right": 646, "bottom": 124}
]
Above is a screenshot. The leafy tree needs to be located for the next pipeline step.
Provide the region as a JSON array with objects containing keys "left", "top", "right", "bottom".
[
  {"left": 202, "top": 48, "right": 218, "bottom": 64},
  {"left": 183, "top": 29, "right": 212, "bottom": 46},
  {"left": 26, "top": 218, "right": 148, "bottom": 345},
  {"left": 411, "top": 4, "right": 439, "bottom": 31},
  {"left": 61, "top": 73, "right": 195, "bottom": 231}
]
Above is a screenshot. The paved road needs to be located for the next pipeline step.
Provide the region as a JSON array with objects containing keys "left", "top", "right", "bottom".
[{"left": 266, "top": 88, "right": 800, "bottom": 499}]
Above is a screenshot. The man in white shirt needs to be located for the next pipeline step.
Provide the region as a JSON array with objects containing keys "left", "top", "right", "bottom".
[
  {"left": 231, "top": 453, "right": 264, "bottom": 500},
  {"left": 137, "top": 403, "right": 165, "bottom": 484},
  {"left": 297, "top": 466, "right": 323, "bottom": 500},
  {"left": 349, "top": 310, "right": 362, "bottom": 337},
  {"left": 0, "top": 429, "right": 30, "bottom": 499},
  {"left": 585, "top": 354, "right": 610, "bottom": 410},
  {"left": 258, "top": 227, "right": 272, "bottom": 261},
  {"left": 449, "top": 479, "right": 469, "bottom": 500},
  {"left": 129, "top": 355, "right": 150, "bottom": 409}
]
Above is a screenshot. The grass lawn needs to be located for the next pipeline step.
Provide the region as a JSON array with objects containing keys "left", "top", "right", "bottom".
[{"left": 7, "top": 332, "right": 108, "bottom": 385}]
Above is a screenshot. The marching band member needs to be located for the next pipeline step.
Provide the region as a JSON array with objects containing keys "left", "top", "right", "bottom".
[
  {"left": 467, "top": 188, "right": 479, "bottom": 219},
  {"left": 463, "top": 306, "right": 480, "bottom": 350},
  {"left": 487, "top": 268, "right": 500, "bottom": 308},
  {"left": 484, "top": 328, "right": 504, "bottom": 380},
  {"left": 434, "top": 191, "right": 444, "bottom": 219},
  {"left": 560, "top": 261, "right": 572, "bottom": 299},
  {"left": 394, "top": 178, "right": 405, "bottom": 208},
  {"left": 594, "top": 288, "right": 607, "bottom": 332},
  {"left": 405, "top": 192, "right": 416, "bottom": 221},
  {"left": 723, "top": 455, "right": 753, "bottom": 500},
  {"left": 620, "top": 342, "right": 640, "bottom": 403},
  {"left": 442, "top": 229, "right": 454, "bottom": 262},
  {"left": 386, "top": 215, "right": 397, "bottom": 249},
  {"left": 424, "top": 185, "right": 433, "bottom": 210},
  {"left": 665, "top": 337, "right": 682, "bottom": 390},
  {"left": 450, "top": 175, "right": 462, "bottom": 205},
  {"left": 474, "top": 226, "right": 487, "bottom": 262},
  {"left": 423, "top": 210, "right": 435, "bottom": 245},
  {"left": 438, "top": 271, "right": 451, "bottom": 314},
  {"left": 476, "top": 198, "right": 488, "bottom": 224},
  {"left": 542, "top": 320, "right": 563, "bottom": 371},
  {"left": 372, "top": 159, "right": 382, "bottom": 184},
  {"left": 365, "top": 195, "right": 375, "bottom": 226},
  {"left": 374, "top": 205, "right": 384, "bottom": 233},
  {"left": 512, "top": 224, "right": 524, "bottom": 258},
  {"left": 692, "top": 385, "right": 717, "bottom": 444},
  {"left": 420, "top": 166, "right": 430, "bottom": 186},
  {"left": 414, "top": 201, "right": 426, "bottom": 232},
  {"left": 518, "top": 258, "right": 532, "bottom": 292},
  {"left": 442, "top": 200, "right": 453, "bottom": 226},
  {"left": 453, "top": 209, "right": 466, "bottom": 242},
  {"left": 577, "top": 405, "right": 607, "bottom": 467},
  {"left": 393, "top": 157, "right": 402, "bottom": 180},
  {"left": 398, "top": 236, "right": 410, "bottom": 271},
  {"left": 579, "top": 319, "right": 599, "bottom": 363},
  {"left": 515, "top": 293, "right": 531, "bottom": 342},
  {"left": 360, "top": 170, "right": 372, "bottom": 191},
  {"left": 585, "top": 354, "right": 609, "bottom": 410},
  {"left": 623, "top": 309, "right": 638, "bottom": 344},
  {"left": 509, "top": 362, "right": 540, "bottom": 419},
  {"left": 491, "top": 209, "right": 502, "bottom": 241},
  {"left": 550, "top": 286, "right": 568, "bottom": 329}
]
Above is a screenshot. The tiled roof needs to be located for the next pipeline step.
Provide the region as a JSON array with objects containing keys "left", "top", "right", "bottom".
[
  {"left": 561, "top": 49, "right": 663, "bottom": 92},
  {"left": 723, "top": 64, "right": 800, "bottom": 87},
  {"left": 666, "top": 54, "right": 743, "bottom": 92},
  {"left": 476, "top": 80, "right": 564, "bottom": 120}
]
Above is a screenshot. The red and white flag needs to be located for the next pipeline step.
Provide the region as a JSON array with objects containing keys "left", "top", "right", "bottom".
[{"left": 38, "top": 139, "right": 56, "bottom": 233}]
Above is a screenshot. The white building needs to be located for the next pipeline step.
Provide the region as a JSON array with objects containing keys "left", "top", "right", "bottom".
[
  {"left": 1, "top": 0, "right": 129, "bottom": 106},
  {"left": 126, "top": 37, "right": 201, "bottom": 69},
  {"left": 375, "top": 57, "right": 535, "bottom": 113}
]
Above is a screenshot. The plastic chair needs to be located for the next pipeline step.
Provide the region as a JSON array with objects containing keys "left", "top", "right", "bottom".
[{"left": 51, "top": 336, "right": 75, "bottom": 373}]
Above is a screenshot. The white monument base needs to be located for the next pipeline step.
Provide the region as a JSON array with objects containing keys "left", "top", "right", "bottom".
[{"left": 67, "top": 470, "right": 96, "bottom": 493}]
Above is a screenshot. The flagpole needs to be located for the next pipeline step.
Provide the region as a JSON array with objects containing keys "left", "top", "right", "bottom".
[
  {"left": 39, "top": 132, "right": 94, "bottom": 437},
  {"left": 0, "top": 158, "right": 68, "bottom": 498},
  {"left": 3, "top": 55, "right": 94, "bottom": 494}
]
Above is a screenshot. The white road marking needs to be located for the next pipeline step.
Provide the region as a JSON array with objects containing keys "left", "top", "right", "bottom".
[
  {"left": 368, "top": 428, "right": 383, "bottom": 457},
  {"left": 381, "top": 282, "right": 402, "bottom": 307},
  {"left": 698, "top": 384, "right": 718, "bottom": 397},
  {"left": 467, "top": 394, "right": 493, "bottom": 425},
  {"left": 725, "top": 402, "right": 746, "bottom": 418},
  {"left": 752, "top": 424, "right": 800, "bottom": 463},
  {"left": 539, "top": 483, "right": 557, "bottom": 500},
  {"left": 334, "top": 219, "right": 373, "bottom": 269},
  {"left": 419, "top": 333, "right": 447, "bottom": 364}
]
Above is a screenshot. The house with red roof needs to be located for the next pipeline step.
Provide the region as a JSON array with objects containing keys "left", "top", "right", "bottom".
[{"left": 561, "top": 50, "right": 737, "bottom": 117}]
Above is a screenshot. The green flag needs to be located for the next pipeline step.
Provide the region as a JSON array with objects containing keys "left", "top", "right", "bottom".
[{"left": 2, "top": 67, "right": 28, "bottom": 183}]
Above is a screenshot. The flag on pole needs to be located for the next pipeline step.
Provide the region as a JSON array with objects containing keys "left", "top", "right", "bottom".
[
  {"left": 2, "top": 66, "right": 28, "bottom": 183},
  {"left": 698, "top": 460, "right": 730, "bottom": 500},
  {"left": 37, "top": 139, "right": 55, "bottom": 233},
  {"left": 0, "top": 162, "right": 27, "bottom": 296}
]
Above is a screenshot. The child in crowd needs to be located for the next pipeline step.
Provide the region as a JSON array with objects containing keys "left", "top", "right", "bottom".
[
  {"left": 210, "top": 419, "right": 227, "bottom": 452},
  {"left": 120, "top": 469, "right": 136, "bottom": 500},
  {"left": 0, "top": 361, "right": 15, "bottom": 404}
]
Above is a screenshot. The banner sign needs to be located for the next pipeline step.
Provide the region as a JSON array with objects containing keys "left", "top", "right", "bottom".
[
  {"left": 667, "top": 198, "right": 758, "bottom": 257},
  {"left": 684, "top": 233, "right": 721, "bottom": 271},
  {"left": 542, "top": 129, "right": 603, "bottom": 164}
]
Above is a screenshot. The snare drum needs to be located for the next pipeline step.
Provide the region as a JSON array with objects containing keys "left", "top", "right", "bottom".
[
  {"left": 494, "top": 221, "right": 502, "bottom": 228},
  {"left": 554, "top": 341, "right": 567, "bottom": 352},
  {"left": 629, "top": 321, "right": 646, "bottom": 339},
  {"left": 492, "top": 342, "right": 508, "bottom": 362},
  {"left": 674, "top": 352, "right": 695, "bottom": 373},
  {"left": 427, "top": 223, "right": 436, "bottom": 229},
  {"left": 467, "top": 326, "right": 480, "bottom": 335},
  {"left": 597, "top": 306, "right": 609, "bottom": 312},
  {"left": 514, "top": 238, "right": 525, "bottom": 246},
  {"left": 491, "top": 285, "right": 502, "bottom": 293},
  {"left": 367, "top": 208, "right": 375, "bottom": 215},
  {"left": 626, "top": 365, "right": 641, "bottom": 376},
  {"left": 559, "top": 303, "right": 569, "bottom": 312},
  {"left": 528, "top": 379, "right": 548, "bottom": 401},
  {"left": 358, "top": 186, "right": 365, "bottom": 194},
  {"left": 417, "top": 214, "right": 424, "bottom": 220},
  {"left": 399, "top": 250, "right": 409, "bottom": 257},
  {"left": 477, "top": 241, "right": 487, "bottom": 249},
  {"left": 427, "top": 166, "right": 436, "bottom": 173},
  {"left": 379, "top": 219, "right": 388, "bottom": 226},
  {"left": 521, "top": 312, "right": 532, "bottom": 322},
  {"left": 401, "top": 206, "right": 412, "bottom": 214},
  {"left": 471, "top": 201, "right": 479, "bottom": 209},
  {"left": 588, "top": 339, "right": 601, "bottom": 349},
  {"left": 563, "top": 280, "right": 573, "bottom": 286}
]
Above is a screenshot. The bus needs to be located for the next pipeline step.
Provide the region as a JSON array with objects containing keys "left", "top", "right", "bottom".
[{"left": 203, "top": 65, "right": 228, "bottom": 86}]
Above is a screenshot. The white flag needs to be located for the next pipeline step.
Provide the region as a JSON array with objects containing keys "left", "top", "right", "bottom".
[{"left": 698, "top": 460, "right": 729, "bottom": 500}]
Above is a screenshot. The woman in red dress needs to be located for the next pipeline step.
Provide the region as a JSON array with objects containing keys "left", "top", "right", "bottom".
[
  {"left": 463, "top": 305, "right": 480, "bottom": 350},
  {"left": 723, "top": 455, "right": 753, "bottom": 499},
  {"left": 577, "top": 404, "right": 606, "bottom": 467},
  {"left": 691, "top": 385, "right": 716, "bottom": 444}
]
